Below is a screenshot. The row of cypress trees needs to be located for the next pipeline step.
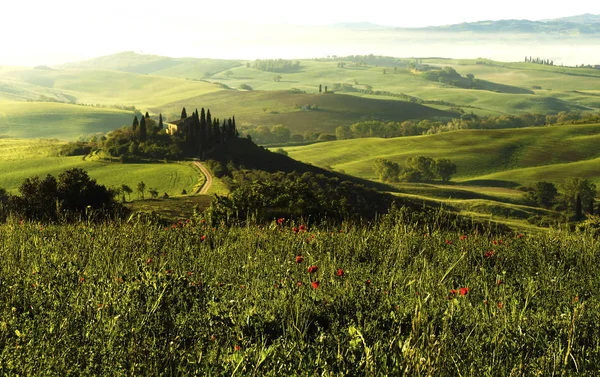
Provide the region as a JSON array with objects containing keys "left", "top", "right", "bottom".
[{"left": 180, "top": 107, "right": 238, "bottom": 157}]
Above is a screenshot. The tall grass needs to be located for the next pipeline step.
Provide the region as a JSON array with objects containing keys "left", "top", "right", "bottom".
[{"left": 1, "top": 209, "right": 599, "bottom": 375}]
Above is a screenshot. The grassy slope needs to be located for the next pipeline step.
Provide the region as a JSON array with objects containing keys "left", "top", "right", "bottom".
[
  {"left": 0, "top": 140, "right": 200, "bottom": 196},
  {"left": 206, "top": 58, "right": 600, "bottom": 116},
  {"left": 0, "top": 102, "right": 133, "bottom": 140},
  {"left": 59, "top": 51, "right": 242, "bottom": 79},
  {"left": 158, "top": 90, "right": 455, "bottom": 134},
  {"left": 283, "top": 123, "right": 600, "bottom": 189},
  {"left": 0, "top": 67, "right": 222, "bottom": 109}
]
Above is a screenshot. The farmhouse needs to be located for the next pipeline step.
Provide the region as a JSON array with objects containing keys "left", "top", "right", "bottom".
[{"left": 165, "top": 117, "right": 195, "bottom": 135}]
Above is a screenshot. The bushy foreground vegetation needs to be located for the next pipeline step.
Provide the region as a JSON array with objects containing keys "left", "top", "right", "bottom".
[{"left": 1, "top": 208, "right": 600, "bottom": 375}]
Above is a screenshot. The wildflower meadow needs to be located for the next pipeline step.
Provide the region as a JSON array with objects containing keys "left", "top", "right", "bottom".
[{"left": 0, "top": 209, "right": 599, "bottom": 375}]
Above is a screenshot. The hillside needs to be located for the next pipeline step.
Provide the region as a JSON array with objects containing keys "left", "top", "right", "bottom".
[
  {"left": 58, "top": 51, "right": 243, "bottom": 79},
  {"left": 158, "top": 90, "right": 455, "bottom": 134},
  {"left": 0, "top": 139, "right": 200, "bottom": 196},
  {"left": 0, "top": 66, "right": 222, "bottom": 108},
  {"left": 283, "top": 123, "right": 600, "bottom": 190},
  {"left": 0, "top": 102, "right": 133, "bottom": 140}
]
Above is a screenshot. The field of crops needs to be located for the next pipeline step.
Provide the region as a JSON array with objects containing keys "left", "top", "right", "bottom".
[{"left": 0, "top": 210, "right": 598, "bottom": 375}]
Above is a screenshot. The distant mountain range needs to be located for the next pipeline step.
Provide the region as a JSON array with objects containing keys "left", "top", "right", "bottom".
[{"left": 337, "top": 14, "right": 600, "bottom": 34}]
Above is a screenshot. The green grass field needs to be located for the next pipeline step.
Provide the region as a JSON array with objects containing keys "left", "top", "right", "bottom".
[
  {"left": 158, "top": 90, "right": 454, "bottom": 134},
  {"left": 2, "top": 213, "right": 599, "bottom": 374},
  {"left": 283, "top": 123, "right": 600, "bottom": 190},
  {"left": 0, "top": 102, "right": 133, "bottom": 140},
  {"left": 0, "top": 140, "right": 201, "bottom": 197}
]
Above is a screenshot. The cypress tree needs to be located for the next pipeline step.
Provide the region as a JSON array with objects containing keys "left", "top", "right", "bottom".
[
  {"left": 139, "top": 116, "right": 147, "bottom": 141},
  {"left": 158, "top": 114, "right": 163, "bottom": 130},
  {"left": 181, "top": 107, "right": 188, "bottom": 119},
  {"left": 145, "top": 112, "right": 150, "bottom": 119},
  {"left": 319, "top": 84, "right": 322, "bottom": 93},
  {"left": 132, "top": 116, "right": 139, "bottom": 132},
  {"left": 232, "top": 116, "right": 237, "bottom": 137}
]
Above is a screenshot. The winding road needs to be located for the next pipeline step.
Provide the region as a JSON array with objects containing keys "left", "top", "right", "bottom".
[{"left": 193, "top": 161, "right": 213, "bottom": 195}]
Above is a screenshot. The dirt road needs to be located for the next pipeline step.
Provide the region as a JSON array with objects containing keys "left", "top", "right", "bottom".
[{"left": 193, "top": 161, "right": 213, "bottom": 195}]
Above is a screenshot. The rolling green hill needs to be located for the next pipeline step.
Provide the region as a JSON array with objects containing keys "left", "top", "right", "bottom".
[
  {"left": 0, "top": 139, "right": 201, "bottom": 196},
  {"left": 0, "top": 102, "right": 133, "bottom": 140},
  {"left": 58, "top": 51, "right": 242, "bottom": 79},
  {"left": 283, "top": 123, "right": 600, "bottom": 190},
  {"left": 0, "top": 66, "right": 222, "bottom": 108},
  {"left": 158, "top": 90, "right": 455, "bottom": 134}
]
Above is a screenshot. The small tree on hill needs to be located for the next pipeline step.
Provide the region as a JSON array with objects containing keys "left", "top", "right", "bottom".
[
  {"left": 132, "top": 116, "right": 139, "bottom": 132},
  {"left": 433, "top": 158, "right": 457, "bottom": 182},
  {"left": 158, "top": 113, "right": 163, "bottom": 130},
  {"left": 137, "top": 181, "right": 146, "bottom": 199},
  {"left": 181, "top": 107, "right": 188, "bottom": 119},
  {"left": 121, "top": 184, "right": 132, "bottom": 202},
  {"left": 149, "top": 188, "right": 159, "bottom": 199},
  {"left": 525, "top": 182, "right": 557, "bottom": 208},
  {"left": 373, "top": 158, "right": 401, "bottom": 183}
]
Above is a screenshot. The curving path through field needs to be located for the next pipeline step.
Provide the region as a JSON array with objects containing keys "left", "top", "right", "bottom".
[{"left": 193, "top": 161, "right": 213, "bottom": 194}]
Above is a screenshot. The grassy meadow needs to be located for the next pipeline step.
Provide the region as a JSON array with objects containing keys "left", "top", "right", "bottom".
[
  {"left": 1, "top": 212, "right": 599, "bottom": 375},
  {"left": 283, "top": 123, "right": 600, "bottom": 188},
  {"left": 0, "top": 139, "right": 201, "bottom": 197}
]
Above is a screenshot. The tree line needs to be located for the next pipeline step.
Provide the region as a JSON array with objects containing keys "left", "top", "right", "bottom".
[
  {"left": 525, "top": 57, "right": 554, "bottom": 65},
  {"left": 251, "top": 59, "right": 301, "bottom": 73},
  {"left": 373, "top": 156, "right": 457, "bottom": 183},
  {"left": 79, "top": 108, "right": 239, "bottom": 161},
  {"left": 0, "top": 169, "right": 125, "bottom": 222}
]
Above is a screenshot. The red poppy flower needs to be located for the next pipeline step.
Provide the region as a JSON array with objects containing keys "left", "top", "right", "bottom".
[
  {"left": 517, "top": 234, "right": 524, "bottom": 239},
  {"left": 295, "top": 256, "right": 304, "bottom": 263},
  {"left": 449, "top": 289, "right": 458, "bottom": 295},
  {"left": 459, "top": 235, "right": 467, "bottom": 241},
  {"left": 366, "top": 279, "right": 371, "bottom": 285},
  {"left": 311, "top": 281, "right": 320, "bottom": 289},
  {"left": 187, "top": 271, "right": 193, "bottom": 276},
  {"left": 297, "top": 281, "right": 302, "bottom": 287},
  {"left": 292, "top": 227, "right": 298, "bottom": 233},
  {"left": 445, "top": 240, "right": 453, "bottom": 245},
  {"left": 459, "top": 287, "right": 469, "bottom": 296},
  {"left": 234, "top": 345, "right": 241, "bottom": 351},
  {"left": 497, "top": 301, "right": 503, "bottom": 309},
  {"left": 336, "top": 268, "right": 344, "bottom": 277},
  {"left": 201, "top": 235, "right": 207, "bottom": 241},
  {"left": 307, "top": 265, "right": 318, "bottom": 273},
  {"left": 277, "top": 218, "right": 285, "bottom": 224},
  {"left": 145, "top": 258, "right": 152, "bottom": 265},
  {"left": 485, "top": 250, "right": 495, "bottom": 258},
  {"left": 299, "top": 224, "right": 306, "bottom": 232}
]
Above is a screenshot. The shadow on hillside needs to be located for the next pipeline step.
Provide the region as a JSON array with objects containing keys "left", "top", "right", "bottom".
[
  {"left": 474, "top": 79, "right": 534, "bottom": 94},
  {"left": 459, "top": 179, "right": 521, "bottom": 188}
]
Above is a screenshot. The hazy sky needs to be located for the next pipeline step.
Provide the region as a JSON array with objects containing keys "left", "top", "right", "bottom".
[{"left": 1, "top": 0, "right": 599, "bottom": 65}]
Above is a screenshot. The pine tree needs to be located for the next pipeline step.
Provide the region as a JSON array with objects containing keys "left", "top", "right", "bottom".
[
  {"left": 132, "top": 116, "right": 139, "bottom": 132},
  {"left": 139, "top": 116, "right": 147, "bottom": 141},
  {"left": 181, "top": 107, "right": 188, "bottom": 119},
  {"left": 158, "top": 114, "right": 163, "bottom": 130},
  {"left": 145, "top": 112, "right": 150, "bottom": 119}
]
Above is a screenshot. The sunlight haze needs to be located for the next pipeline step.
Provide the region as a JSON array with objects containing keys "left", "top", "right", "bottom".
[{"left": 0, "top": 0, "right": 599, "bottom": 65}]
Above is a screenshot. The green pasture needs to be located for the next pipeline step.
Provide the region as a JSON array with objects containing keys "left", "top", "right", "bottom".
[
  {"left": 0, "top": 67, "right": 222, "bottom": 109},
  {"left": 0, "top": 149, "right": 200, "bottom": 197},
  {"left": 158, "top": 90, "right": 454, "bottom": 134},
  {"left": 0, "top": 102, "right": 133, "bottom": 140},
  {"left": 283, "top": 123, "right": 600, "bottom": 190}
]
